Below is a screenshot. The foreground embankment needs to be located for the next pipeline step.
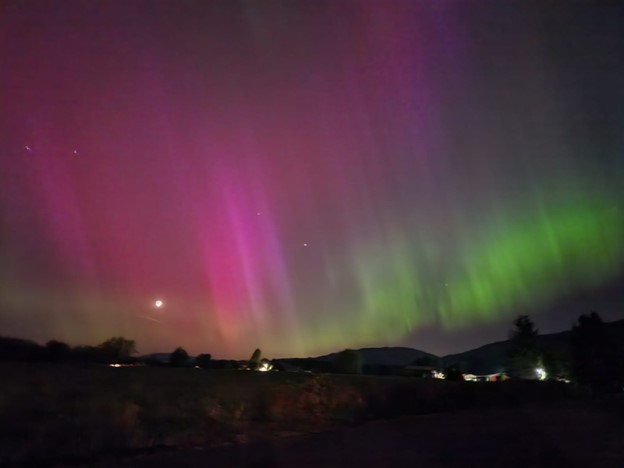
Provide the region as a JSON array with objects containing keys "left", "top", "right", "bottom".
[{"left": 0, "top": 363, "right": 593, "bottom": 465}]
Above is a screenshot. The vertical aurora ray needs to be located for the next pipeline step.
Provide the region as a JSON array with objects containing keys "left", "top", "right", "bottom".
[{"left": 201, "top": 162, "right": 301, "bottom": 355}]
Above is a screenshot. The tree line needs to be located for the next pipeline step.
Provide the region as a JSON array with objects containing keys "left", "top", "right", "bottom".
[
  {"left": 0, "top": 336, "right": 139, "bottom": 364},
  {"left": 0, "top": 336, "right": 269, "bottom": 371},
  {"left": 1, "top": 311, "right": 622, "bottom": 390},
  {"left": 505, "top": 311, "right": 624, "bottom": 390}
]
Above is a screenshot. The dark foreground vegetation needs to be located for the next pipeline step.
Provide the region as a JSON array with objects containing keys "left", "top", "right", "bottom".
[
  {"left": 1, "top": 312, "right": 623, "bottom": 465},
  {"left": 0, "top": 362, "right": 614, "bottom": 466},
  {"left": 98, "top": 402, "right": 624, "bottom": 468}
]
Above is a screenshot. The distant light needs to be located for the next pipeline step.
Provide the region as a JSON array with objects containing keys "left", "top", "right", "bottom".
[
  {"left": 536, "top": 367, "right": 547, "bottom": 381},
  {"left": 303, "top": 243, "right": 308, "bottom": 247},
  {"left": 110, "top": 363, "right": 121, "bottom": 368},
  {"left": 433, "top": 370, "right": 445, "bottom": 379},
  {"left": 73, "top": 149, "right": 79, "bottom": 155},
  {"left": 154, "top": 299, "right": 163, "bottom": 308},
  {"left": 24, "top": 145, "right": 32, "bottom": 152},
  {"left": 257, "top": 212, "right": 262, "bottom": 215}
]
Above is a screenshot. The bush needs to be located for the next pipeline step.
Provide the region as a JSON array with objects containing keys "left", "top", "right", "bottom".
[{"left": 169, "top": 347, "right": 189, "bottom": 367}]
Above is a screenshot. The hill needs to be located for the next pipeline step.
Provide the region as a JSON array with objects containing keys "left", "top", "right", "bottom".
[
  {"left": 442, "top": 318, "right": 624, "bottom": 374},
  {"left": 0, "top": 336, "right": 44, "bottom": 361},
  {"left": 314, "top": 347, "right": 438, "bottom": 366},
  {"left": 441, "top": 341, "right": 510, "bottom": 375},
  {"left": 305, "top": 318, "right": 624, "bottom": 374}
]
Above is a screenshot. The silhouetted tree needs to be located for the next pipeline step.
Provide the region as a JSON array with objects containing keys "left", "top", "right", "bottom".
[
  {"left": 170, "top": 347, "right": 189, "bottom": 367},
  {"left": 334, "top": 349, "right": 363, "bottom": 374},
  {"left": 98, "top": 337, "right": 136, "bottom": 363},
  {"left": 45, "top": 340, "right": 71, "bottom": 362},
  {"left": 248, "top": 348, "right": 262, "bottom": 370},
  {"left": 506, "top": 315, "right": 541, "bottom": 379},
  {"left": 71, "top": 345, "right": 100, "bottom": 363},
  {"left": 571, "top": 311, "right": 616, "bottom": 388},
  {"left": 195, "top": 353, "right": 212, "bottom": 368}
]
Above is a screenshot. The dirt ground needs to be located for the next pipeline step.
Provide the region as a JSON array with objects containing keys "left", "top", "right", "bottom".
[{"left": 89, "top": 403, "right": 624, "bottom": 468}]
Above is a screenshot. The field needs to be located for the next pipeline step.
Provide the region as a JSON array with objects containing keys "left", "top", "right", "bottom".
[
  {"left": 95, "top": 404, "right": 624, "bottom": 467},
  {"left": 1, "top": 363, "right": 622, "bottom": 466}
]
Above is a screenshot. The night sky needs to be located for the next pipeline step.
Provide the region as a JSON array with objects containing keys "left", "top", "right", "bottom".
[{"left": 1, "top": 1, "right": 623, "bottom": 359}]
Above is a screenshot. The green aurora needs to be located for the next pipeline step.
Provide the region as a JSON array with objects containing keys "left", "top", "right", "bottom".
[
  {"left": 300, "top": 194, "right": 624, "bottom": 353},
  {"left": 441, "top": 199, "right": 623, "bottom": 326}
]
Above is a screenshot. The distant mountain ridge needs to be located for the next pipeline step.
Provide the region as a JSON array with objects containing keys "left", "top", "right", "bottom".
[
  {"left": 313, "top": 347, "right": 437, "bottom": 366},
  {"left": 442, "top": 318, "right": 624, "bottom": 374},
  {"left": 3, "top": 319, "right": 623, "bottom": 373},
  {"left": 304, "top": 318, "right": 624, "bottom": 374}
]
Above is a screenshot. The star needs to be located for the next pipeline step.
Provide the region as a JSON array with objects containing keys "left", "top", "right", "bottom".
[
  {"left": 24, "top": 145, "right": 32, "bottom": 152},
  {"left": 73, "top": 149, "right": 79, "bottom": 155}
]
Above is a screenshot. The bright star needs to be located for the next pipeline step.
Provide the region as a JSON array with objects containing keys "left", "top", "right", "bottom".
[{"left": 154, "top": 299, "right": 163, "bottom": 308}]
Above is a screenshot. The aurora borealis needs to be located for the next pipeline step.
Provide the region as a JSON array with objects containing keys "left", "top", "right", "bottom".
[{"left": 1, "top": 1, "right": 623, "bottom": 358}]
